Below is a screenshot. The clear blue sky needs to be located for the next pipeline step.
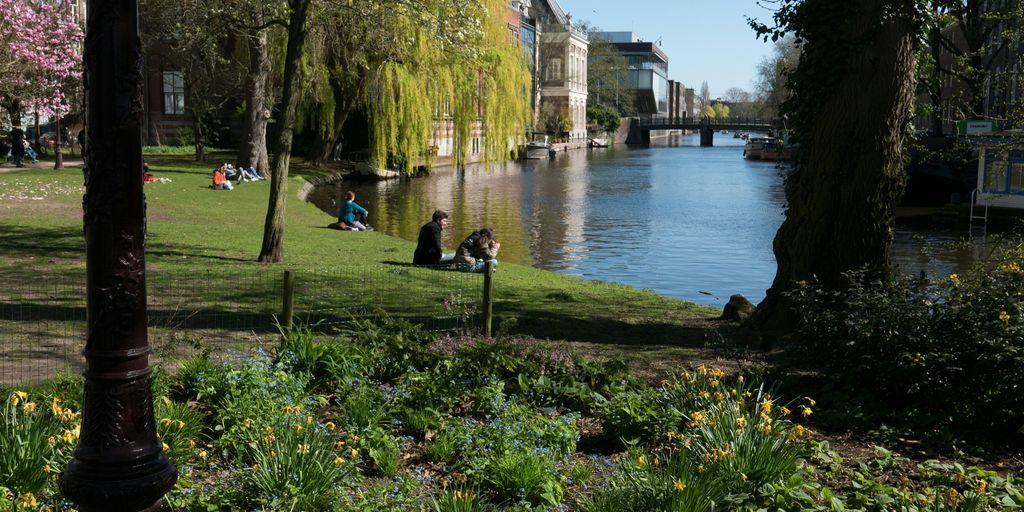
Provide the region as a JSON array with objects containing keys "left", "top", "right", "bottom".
[{"left": 558, "top": 0, "right": 776, "bottom": 98}]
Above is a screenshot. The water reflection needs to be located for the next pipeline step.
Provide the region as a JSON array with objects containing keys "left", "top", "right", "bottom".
[{"left": 307, "top": 133, "right": 982, "bottom": 306}]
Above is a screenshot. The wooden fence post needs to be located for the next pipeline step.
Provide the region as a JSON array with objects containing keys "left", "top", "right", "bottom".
[
  {"left": 282, "top": 270, "right": 295, "bottom": 332},
  {"left": 482, "top": 261, "right": 494, "bottom": 337}
]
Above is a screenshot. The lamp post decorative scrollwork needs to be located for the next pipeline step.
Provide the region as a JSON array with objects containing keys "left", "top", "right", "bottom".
[{"left": 58, "top": 0, "right": 177, "bottom": 509}]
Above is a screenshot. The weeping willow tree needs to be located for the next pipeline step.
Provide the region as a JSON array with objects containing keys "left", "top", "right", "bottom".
[{"left": 365, "top": 0, "right": 532, "bottom": 172}]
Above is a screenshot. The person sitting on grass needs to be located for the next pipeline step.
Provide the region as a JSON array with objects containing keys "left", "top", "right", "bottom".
[
  {"left": 211, "top": 166, "right": 232, "bottom": 190},
  {"left": 337, "top": 191, "right": 370, "bottom": 230},
  {"left": 413, "top": 209, "right": 452, "bottom": 265},
  {"left": 237, "top": 165, "right": 264, "bottom": 181},
  {"left": 454, "top": 227, "right": 499, "bottom": 273}
]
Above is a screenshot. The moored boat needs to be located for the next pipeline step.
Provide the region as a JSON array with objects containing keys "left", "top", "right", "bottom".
[
  {"left": 743, "top": 137, "right": 773, "bottom": 159},
  {"left": 588, "top": 137, "right": 609, "bottom": 148},
  {"left": 523, "top": 136, "right": 552, "bottom": 159}
]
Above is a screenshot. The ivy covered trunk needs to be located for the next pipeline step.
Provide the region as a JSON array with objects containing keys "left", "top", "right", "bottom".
[
  {"left": 310, "top": 73, "right": 354, "bottom": 167},
  {"left": 258, "top": 0, "right": 312, "bottom": 263},
  {"left": 756, "top": 0, "right": 917, "bottom": 338},
  {"left": 238, "top": 26, "right": 271, "bottom": 176}
]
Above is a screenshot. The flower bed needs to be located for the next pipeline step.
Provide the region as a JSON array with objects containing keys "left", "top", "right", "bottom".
[{"left": 1, "top": 317, "right": 1021, "bottom": 511}]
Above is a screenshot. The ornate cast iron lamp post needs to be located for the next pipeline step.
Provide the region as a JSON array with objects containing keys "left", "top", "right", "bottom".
[{"left": 58, "top": 0, "right": 177, "bottom": 509}]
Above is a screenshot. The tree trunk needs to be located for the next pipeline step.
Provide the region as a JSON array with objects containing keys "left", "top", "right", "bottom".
[
  {"left": 192, "top": 114, "right": 205, "bottom": 162},
  {"left": 928, "top": 20, "right": 945, "bottom": 136},
  {"left": 238, "top": 26, "right": 272, "bottom": 176},
  {"left": 258, "top": 0, "right": 312, "bottom": 263},
  {"left": 310, "top": 72, "right": 353, "bottom": 166},
  {"left": 755, "top": 0, "right": 917, "bottom": 340}
]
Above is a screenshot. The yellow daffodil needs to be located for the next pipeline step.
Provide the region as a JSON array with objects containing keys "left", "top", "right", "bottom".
[
  {"left": 263, "top": 434, "right": 275, "bottom": 443},
  {"left": 43, "top": 464, "right": 51, "bottom": 473},
  {"left": 189, "top": 439, "right": 197, "bottom": 448},
  {"left": 999, "top": 310, "right": 1011, "bottom": 325},
  {"left": 161, "top": 418, "right": 172, "bottom": 426},
  {"left": 334, "top": 456, "right": 345, "bottom": 465},
  {"left": 326, "top": 421, "right": 336, "bottom": 431},
  {"left": 735, "top": 417, "right": 747, "bottom": 427},
  {"left": 51, "top": 397, "right": 62, "bottom": 415},
  {"left": 351, "top": 448, "right": 359, "bottom": 458},
  {"left": 780, "top": 406, "right": 791, "bottom": 416},
  {"left": 18, "top": 493, "right": 37, "bottom": 508},
  {"left": 674, "top": 479, "right": 686, "bottom": 492},
  {"left": 162, "top": 442, "right": 170, "bottom": 453},
  {"left": 741, "top": 473, "right": 748, "bottom": 482},
  {"left": 176, "top": 420, "right": 185, "bottom": 429},
  {"left": 797, "top": 280, "right": 808, "bottom": 288},
  {"left": 270, "top": 450, "right": 276, "bottom": 458},
  {"left": 949, "top": 273, "right": 961, "bottom": 286},
  {"left": 297, "top": 443, "right": 310, "bottom": 455},
  {"left": 801, "top": 407, "right": 813, "bottom": 417},
  {"left": 336, "top": 440, "right": 346, "bottom": 448},
  {"left": 978, "top": 480, "right": 987, "bottom": 493},
  {"left": 47, "top": 436, "right": 55, "bottom": 444},
  {"left": 199, "top": 450, "right": 208, "bottom": 459},
  {"left": 22, "top": 402, "right": 37, "bottom": 414},
  {"left": 637, "top": 455, "right": 646, "bottom": 466},
  {"left": 242, "top": 418, "right": 253, "bottom": 428}
]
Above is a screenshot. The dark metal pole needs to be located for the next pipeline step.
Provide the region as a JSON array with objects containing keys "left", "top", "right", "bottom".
[
  {"left": 54, "top": 115, "right": 64, "bottom": 169},
  {"left": 59, "top": 0, "right": 177, "bottom": 509},
  {"left": 482, "top": 261, "right": 494, "bottom": 337}
]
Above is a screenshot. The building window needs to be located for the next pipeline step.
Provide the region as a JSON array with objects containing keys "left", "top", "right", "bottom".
[
  {"left": 162, "top": 71, "right": 185, "bottom": 115},
  {"left": 547, "top": 58, "right": 561, "bottom": 81}
]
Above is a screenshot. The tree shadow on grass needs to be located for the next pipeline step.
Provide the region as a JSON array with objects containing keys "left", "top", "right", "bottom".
[{"left": 495, "top": 302, "right": 718, "bottom": 347}]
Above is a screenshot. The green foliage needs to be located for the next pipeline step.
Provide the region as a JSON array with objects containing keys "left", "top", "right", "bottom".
[
  {"left": 339, "top": 314, "right": 437, "bottom": 382},
  {"left": 278, "top": 324, "right": 367, "bottom": 392},
  {"left": 366, "top": 0, "right": 532, "bottom": 171},
  {"left": 0, "top": 390, "right": 76, "bottom": 496},
  {"left": 243, "top": 412, "right": 357, "bottom": 511},
  {"left": 361, "top": 427, "right": 403, "bottom": 477},
  {"left": 786, "top": 243, "right": 1024, "bottom": 442},
  {"left": 424, "top": 427, "right": 459, "bottom": 464},
  {"left": 596, "top": 387, "right": 681, "bottom": 447},
  {"left": 586, "top": 103, "right": 621, "bottom": 134},
  {"left": 482, "top": 451, "right": 562, "bottom": 507},
  {"left": 154, "top": 398, "right": 208, "bottom": 465}
]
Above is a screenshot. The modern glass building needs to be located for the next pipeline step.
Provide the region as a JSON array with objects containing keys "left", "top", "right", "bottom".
[{"left": 591, "top": 32, "right": 669, "bottom": 115}]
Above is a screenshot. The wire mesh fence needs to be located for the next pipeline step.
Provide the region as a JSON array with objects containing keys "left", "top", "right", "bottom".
[{"left": 0, "top": 264, "right": 484, "bottom": 386}]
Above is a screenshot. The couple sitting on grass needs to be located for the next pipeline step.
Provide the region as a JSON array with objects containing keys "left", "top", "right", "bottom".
[
  {"left": 413, "top": 209, "right": 500, "bottom": 273},
  {"left": 211, "top": 162, "right": 264, "bottom": 190}
]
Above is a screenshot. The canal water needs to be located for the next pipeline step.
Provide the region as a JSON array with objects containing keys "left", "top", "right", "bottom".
[{"left": 308, "top": 133, "right": 982, "bottom": 307}]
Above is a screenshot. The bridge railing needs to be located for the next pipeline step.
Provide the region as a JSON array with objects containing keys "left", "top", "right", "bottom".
[{"left": 637, "top": 115, "right": 778, "bottom": 127}]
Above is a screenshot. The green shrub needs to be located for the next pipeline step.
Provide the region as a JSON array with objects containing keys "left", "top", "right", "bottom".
[
  {"left": 339, "top": 315, "right": 437, "bottom": 382},
  {"left": 596, "top": 387, "right": 681, "bottom": 446},
  {"left": 482, "top": 451, "right": 562, "bottom": 507},
  {"left": 361, "top": 427, "right": 403, "bottom": 477},
  {"left": 278, "top": 325, "right": 367, "bottom": 393},
  {"left": 787, "top": 244, "right": 1024, "bottom": 442}
]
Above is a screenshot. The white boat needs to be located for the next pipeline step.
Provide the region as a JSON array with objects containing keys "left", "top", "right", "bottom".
[
  {"left": 524, "top": 136, "right": 553, "bottom": 159},
  {"left": 353, "top": 161, "right": 401, "bottom": 180},
  {"left": 743, "top": 137, "right": 773, "bottom": 160},
  {"left": 588, "top": 137, "right": 609, "bottom": 148}
]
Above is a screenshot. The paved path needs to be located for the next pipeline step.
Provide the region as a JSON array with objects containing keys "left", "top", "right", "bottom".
[{"left": 0, "top": 159, "right": 84, "bottom": 173}]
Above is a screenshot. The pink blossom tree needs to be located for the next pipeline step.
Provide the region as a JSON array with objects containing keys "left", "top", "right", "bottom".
[{"left": 0, "top": 0, "right": 83, "bottom": 129}]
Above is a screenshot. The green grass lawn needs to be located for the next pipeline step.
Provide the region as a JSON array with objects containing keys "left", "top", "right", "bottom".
[{"left": 0, "top": 154, "right": 722, "bottom": 382}]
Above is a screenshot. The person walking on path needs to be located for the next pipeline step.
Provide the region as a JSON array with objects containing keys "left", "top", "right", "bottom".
[
  {"left": 413, "top": 210, "right": 451, "bottom": 265},
  {"left": 337, "top": 190, "right": 370, "bottom": 230},
  {"left": 9, "top": 126, "right": 26, "bottom": 167}
]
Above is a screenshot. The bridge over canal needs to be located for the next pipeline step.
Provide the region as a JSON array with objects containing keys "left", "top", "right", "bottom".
[{"left": 628, "top": 116, "right": 781, "bottom": 146}]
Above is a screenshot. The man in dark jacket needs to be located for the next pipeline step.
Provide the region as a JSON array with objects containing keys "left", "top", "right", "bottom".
[
  {"left": 413, "top": 209, "right": 450, "bottom": 265},
  {"left": 9, "top": 126, "right": 25, "bottom": 167}
]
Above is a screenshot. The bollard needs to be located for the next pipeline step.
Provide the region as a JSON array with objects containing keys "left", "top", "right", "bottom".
[
  {"left": 482, "top": 261, "right": 494, "bottom": 337},
  {"left": 282, "top": 270, "right": 295, "bottom": 332}
]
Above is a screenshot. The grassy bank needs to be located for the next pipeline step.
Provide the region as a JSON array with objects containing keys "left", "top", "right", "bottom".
[{"left": 0, "top": 155, "right": 720, "bottom": 379}]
